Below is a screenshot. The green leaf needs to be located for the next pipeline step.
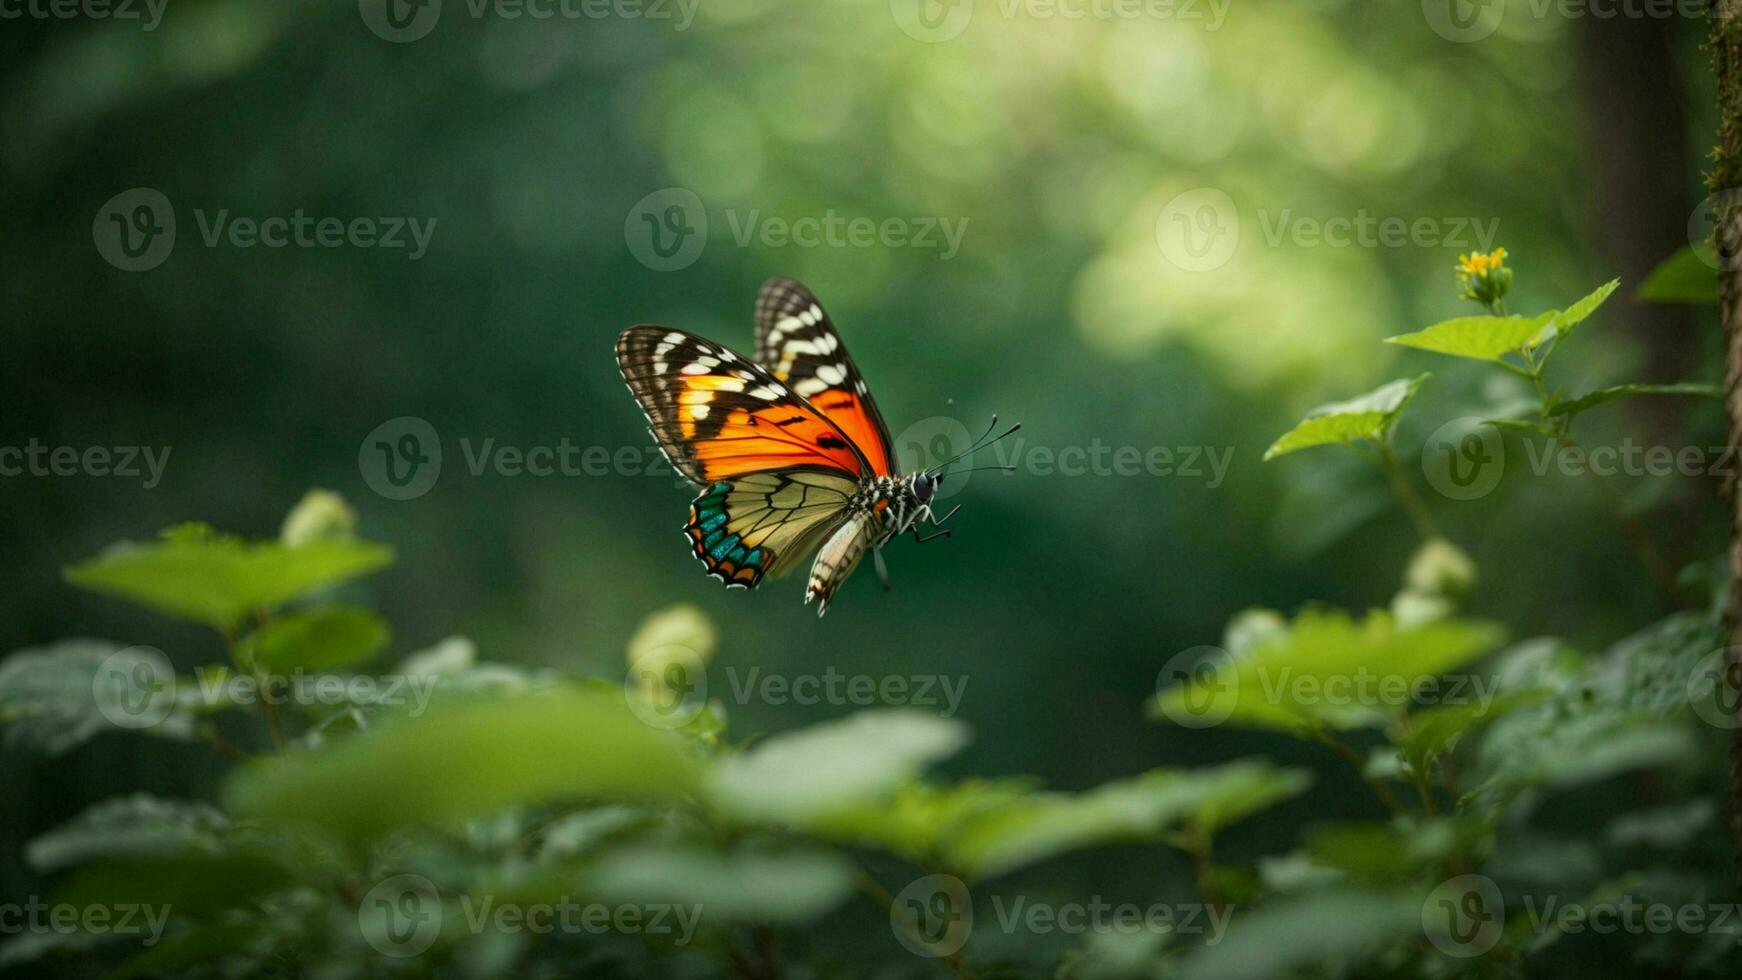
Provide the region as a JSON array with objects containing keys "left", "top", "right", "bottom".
[
  {"left": 1638, "top": 245, "right": 1717, "bottom": 304},
  {"left": 1175, "top": 757, "right": 1315, "bottom": 838},
  {"left": 1385, "top": 311, "right": 1557, "bottom": 362},
  {"left": 0, "top": 640, "right": 195, "bottom": 754},
  {"left": 26, "top": 795, "right": 229, "bottom": 873},
  {"left": 1303, "top": 819, "right": 1487, "bottom": 882},
  {"left": 55, "top": 851, "right": 297, "bottom": 920},
  {"left": 227, "top": 686, "right": 701, "bottom": 843},
  {"left": 1150, "top": 610, "right": 1505, "bottom": 737},
  {"left": 241, "top": 606, "right": 389, "bottom": 674},
  {"left": 586, "top": 842, "right": 855, "bottom": 925},
  {"left": 708, "top": 710, "right": 969, "bottom": 825},
  {"left": 806, "top": 778, "right": 1035, "bottom": 868},
  {"left": 65, "top": 533, "right": 393, "bottom": 629},
  {"left": 1547, "top": 278, "right": 1619, "bottom": 340},
  {"left": 1547, "top": 381, "right": 1721, "bottom": 420},
  {"left": 946, "top": 770, "right": 1203, "bottom": 881},
  {"left": 1263, "top": 375, "right": 1430, "bottom": 460},
  {"left": 1394, "top": 691, "right": 1546, "bottom": 775},
  {"left": 1175, "top": 888, "right": 1419, "bottom": 980},
  {"left": 108, "top": 922, "right": 264, "bottom": 980}
]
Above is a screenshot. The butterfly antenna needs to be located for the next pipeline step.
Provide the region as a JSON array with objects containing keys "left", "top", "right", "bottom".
[{"left": 931, "top": 417, "right": 1022, "bottom": 478}]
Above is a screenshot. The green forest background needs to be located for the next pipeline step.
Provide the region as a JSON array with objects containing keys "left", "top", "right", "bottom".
[{"left": 0, "top": 0, "right": 1732, "bottom": 973}]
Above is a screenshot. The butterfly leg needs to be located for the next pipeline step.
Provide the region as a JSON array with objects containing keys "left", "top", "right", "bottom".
[
  {"left": 874, "top": 545, "right": 891, "bottom": 592},
  {"left": 913, "top": 504, "right": 960, "bottom": 544}
]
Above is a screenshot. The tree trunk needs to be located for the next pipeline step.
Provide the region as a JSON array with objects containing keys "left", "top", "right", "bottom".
[{"left": 1710, "top": 0, "right": 1742, "bottom": 893}]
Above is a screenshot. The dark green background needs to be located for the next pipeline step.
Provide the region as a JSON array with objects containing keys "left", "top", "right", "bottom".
[{"left": 0, "top": 0, "right": 1728, "bottom": 956}]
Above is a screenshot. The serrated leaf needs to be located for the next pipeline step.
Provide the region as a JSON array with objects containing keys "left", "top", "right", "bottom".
[
  {"left": 1394, "top": 691, "right": 1546, "bottom": 775},
  {"left": 945, "top": 770, "right": 1201, "bottom": 881},
  {"left": 1303, "top": 818, "right": 1487, "bottom": 882},
  {"left": 1151, "top": 610, "right": 1505, "bottom": 737},
  {"left": 241, "top": 606, "right": 389, "bottom": 674},
  {"left": 0, "top": 640, "right": 195, "bottom": 754},
  {"left": 1547, "top": 381, "right": 1721, "bottom": 419},
  {"left": 65, "top": 535, "right": 392, "bottom": 629},
  {"left": 1547, "top": 278, "right": 1620, "bottom": 341},
  {"left": 1638, "top": 245, "right": 1718, "bottom": 303},
  {"left": 1176, "top": 888, "right": 1419, "bottom": 980},
  {"left": 227, "top": 686, "right": 701, "bottom": 842},
  {"left": 1263, "top": 375, "right": 1430, "bottom": 460},
  {"left": 587, "top": 843, "right": 855, "bottom": 925},
  {"left": 1385, "top": 312, "right": 1556, "bottom": 362},
  {"left": 708, "top": 710, "right": 969, "bottom": 825},
  {"left": 26, "top": 795, "right": 229, "bottom": 873}
]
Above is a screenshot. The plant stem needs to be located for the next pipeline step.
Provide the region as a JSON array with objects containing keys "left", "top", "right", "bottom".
[
  {"left": 1186, "top": 834, "right": 1226, "bottom": 916},
  {"left": 1314, "top": 731, "right": 1403, "bottom": 816},
  {"left": 1378, "top": 444, "right": 1439, "bottom": 541}
]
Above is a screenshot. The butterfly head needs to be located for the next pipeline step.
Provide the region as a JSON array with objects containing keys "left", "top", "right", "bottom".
[{"left": 911, "top": 471, "right": 938, "bottom": 505}]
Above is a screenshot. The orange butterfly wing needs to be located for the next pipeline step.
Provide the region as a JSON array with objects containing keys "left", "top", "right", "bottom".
[
  {"left": 616, "top": 326, "right": 871, "bottom": 484},
  {"left": 752, "top": 278, "right": 897, "bottom": 476}
]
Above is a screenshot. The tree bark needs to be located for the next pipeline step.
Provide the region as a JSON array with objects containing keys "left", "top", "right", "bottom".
[{"left": 1710, "top": 0, "right": 1742, "bottom": 894}]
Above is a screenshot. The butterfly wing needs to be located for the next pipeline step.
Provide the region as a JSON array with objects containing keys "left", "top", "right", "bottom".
[
  {"left": 617, "top": 325, "right": 872, "bottom": 484},
  {"left": 753, "top": 278, "right": 897, "bottom": 476},
  {"left": 686, "top": 468, "right": 858, "bottom": 589},
  {"left": 803, "top": 513, "right": 876, "bottom": 616}
]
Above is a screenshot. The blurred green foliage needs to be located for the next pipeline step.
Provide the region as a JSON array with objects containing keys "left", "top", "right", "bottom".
[{"left": 0, "top": 0, "right": 1737, "bottom": 976}]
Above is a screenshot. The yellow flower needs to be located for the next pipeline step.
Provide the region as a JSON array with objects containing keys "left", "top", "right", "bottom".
[{"left": 1455, "top": 247, "right": 1507, "bottom": 277}]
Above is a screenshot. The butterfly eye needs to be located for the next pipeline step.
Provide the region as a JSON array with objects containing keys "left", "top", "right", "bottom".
[{"left": 913, "top": 473, "right": 936, "bottom": 503}]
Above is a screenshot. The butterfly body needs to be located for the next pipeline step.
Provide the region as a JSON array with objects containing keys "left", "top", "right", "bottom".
[{"left": 618, "top": 279, "right": 955, "bottom": 616}]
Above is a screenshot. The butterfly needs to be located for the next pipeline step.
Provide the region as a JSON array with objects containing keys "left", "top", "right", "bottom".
[{"left": 616, "top": 278, "right": 1014, "bottom": 616}]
